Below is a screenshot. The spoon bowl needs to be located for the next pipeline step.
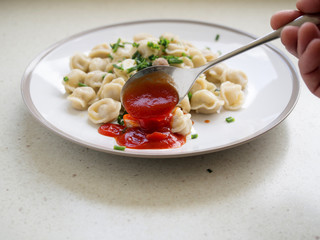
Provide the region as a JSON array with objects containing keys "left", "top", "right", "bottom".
[
  {"left": 121, "top": 65, "right": 199, "bottom": 103},
  {"left": 121, "top": 14, "right": 320, "bottom": 104}
]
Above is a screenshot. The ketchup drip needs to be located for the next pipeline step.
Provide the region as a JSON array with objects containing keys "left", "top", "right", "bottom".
[{"left": 98, "top": 71, "right": 186, "bottom": 149}]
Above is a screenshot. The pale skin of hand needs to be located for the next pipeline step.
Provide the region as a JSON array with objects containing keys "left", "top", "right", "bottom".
[{"left": 270, "top": 0, "right": 320, "bottom": 97}]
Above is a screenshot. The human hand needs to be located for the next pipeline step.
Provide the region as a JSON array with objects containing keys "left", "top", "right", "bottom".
[{"left": 270, "top": 0, "right": 320, "bottom": 97}]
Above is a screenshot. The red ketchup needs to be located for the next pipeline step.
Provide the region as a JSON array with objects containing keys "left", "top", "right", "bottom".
[{"left": 98, "top": 71, "right": 186, "bottom": 149}]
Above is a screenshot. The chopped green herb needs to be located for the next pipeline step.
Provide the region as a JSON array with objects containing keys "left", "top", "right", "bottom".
[
  {"left": 132, "top": 50, "right": 142, "bottom": 60},
  {"left": 110, "top": 38, "right": 125, "bottom": 53},
  {"left": 108, "top": 70, "right": 113, "bottom": 73},
  {"left": 226, "top": 117, "right": 235, "bottom": 123},
  {"left": 158, "top": 37, "right": 170, "bottom": 49},
  {"left": 215, "top": 34, "right": 220, "bottom": 41},
  {"left": 138, "top": 60, "right": 152, "bottom": 70},
  {"left": 63, "top": 76, "right": 69, "bottom": 82},
  {"left": 101, "top": 74, "right": 106, "bottom": 80},
  {"left": 188, "top": 92, "right": 192, "bottom": 100},
  {"left": 114, "top": 145, "right": 126, "bottom": 151},
  {"left": 132, "top": 42, "right": 140, "bottom": 48},
  {"left": 147, "top": 41, "right": 160, "bottom": 49},
  {"left": 163, "top": 55, "right": 183, "bottom": 65},
  {"left": 168, "top": 58, "right": 183, "bottom": 64},
  {"left": 113, "top": 64, "right": 124, "bottom": 70},
  {"left": 130, "top": 50, "right": 152, "bottom": 71},
  {"left": 127, "top": 65, "right": 138, "bottom": 73},
  {"left": 117, "top": 111, "right": 128, "bottom": 125},
  {"left": 108, "top": 54, "right": 114, "bottom": 60},
  {"left": 191, "top": 133, "right": 198, "bottom": 139},
  {"left": 182, "top": 52, "right": 192, "bottom": 59},
  {"left": 78, "top": 82, "right": 87, "bottom": 87},
  {"left": 214, "top": 88, "right": 220, "bottom": 92},
  {"left": 205, "top": 46, "right": 211, "bottom": 50},
  {"left": 148, "top": 54, "right": 159, "bottom": 61},
  {"left": 217, "top": 50, "right": 222, "bottom": 55}
]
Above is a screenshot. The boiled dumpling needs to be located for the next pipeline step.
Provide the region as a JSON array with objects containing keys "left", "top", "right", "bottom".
[
  {"left": 113, "top": 59, "right": 137, "bottom": 81},
  {"left": 190, "top": 74, "right": 217, "bottom": 94},
  {"left": 225, "top": 69, "right": 248, "bottom": 89},
  {"left": 84, "top": 71, "right": 107, "bottom": 92},
  {"left": 88, "top": 98, "right": 121, "bottom": 124},
  {"left": 177, "top": 95, "right": 191, "bottom": 113},
  {"left": 190, "top": 74, "right": 208, "bottom": 94},
  {"left": 187, "top": 48, "right": 207, "bottom": 67},
  {"left": 191, "top": 89, "right": 224, "bottom": 114},
  {"left": 98, "top": 78, "right": 125, "bottom": 101},
  {"left": 171, "top": 107, "right": 192, "bottom": 136},
  {"left": 112, "top": 39, "right": 136, "bottom": 62},
  {"left": 137, "top": 38, "right": 162, "bottom": 59},
  {"left": 133, "top": 33, "right": 155, "bottom": 42},
  {"left": 165, "top": 42, "right": 186, "bottom": 57},
  {"left": 67, "top": 87, "right": 96, "bottom": 110},
  {"left": 171, "top": 56, "right": 193, "bottom": 69},
  {"left": 97, "top": 73, "right": 117, "bottom": 96},
  {"left": 181, "top": 40, "right": 196, "bottom": 49},
  {"left": 88, "top": 58, "right": 110, "bottom": 72},
  {"left": 206, "top": 81, "right": 217, "bottom": 94},
  {"left": 70, "top": 53, "right": 90, "bottom": 72},
  {"left": 89, "top": 43, "right": 112, "bottom": 58},
  {"left": 201, "top": 48, "right": 219, "bottom": 62},
  {"left": 205, "top": 63, "right": 228, "bottom": 84},
  {"left": 220, "top": 81, "right": 244, "bottom": 110},
  {"left": 63, "top": 69, "right": 86, "bottom": 94},
  {"left": 160, "top": 33, "right": 180, "bottom": 43}
]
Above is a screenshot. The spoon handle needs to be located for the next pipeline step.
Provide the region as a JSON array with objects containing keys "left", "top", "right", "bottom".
[{"left": 197, "top": 14, "right": 320, "bottom": 74}]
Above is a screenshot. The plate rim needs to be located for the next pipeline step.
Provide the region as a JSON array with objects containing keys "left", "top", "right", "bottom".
[{"left": 20, "top": 18, "right": 300, "bottom": 158}]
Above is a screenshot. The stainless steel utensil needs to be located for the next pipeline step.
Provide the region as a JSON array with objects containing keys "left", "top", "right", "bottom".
[{"left": 121, "top": 14, "right": 320, "bottom": 103}]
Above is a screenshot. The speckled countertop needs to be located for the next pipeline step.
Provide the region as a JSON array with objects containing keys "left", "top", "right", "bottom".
[{"left": 1, "top": 0, "right": 320, "bottom": 239}]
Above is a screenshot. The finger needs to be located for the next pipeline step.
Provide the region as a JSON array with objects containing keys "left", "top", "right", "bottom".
[
  {"left": 298, "top": 38, "right": 320, "bottom": 74},
  {"left": 281, "top": 26, "right": 299, "bottom": 57},
  {"left": 296, "top": 0, "right": 320, "bottom": 13},
  {"left": 297, "top": 22, "right": 320, "bottom": 56},
  {"left": 301, "top": 67, "right": 320, "bottom": 98},
  {"left": 270, "top": 10, "right": 302, "bottom": 30}
]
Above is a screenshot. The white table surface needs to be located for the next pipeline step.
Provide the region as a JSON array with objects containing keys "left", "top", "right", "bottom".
[{"left": 1, "top": 0, "right": 320, "bottom": 239}]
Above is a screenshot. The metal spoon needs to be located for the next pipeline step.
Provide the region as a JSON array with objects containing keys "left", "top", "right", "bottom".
[{"left": 121, "top": 14, "right": 320, "bottom": 103}]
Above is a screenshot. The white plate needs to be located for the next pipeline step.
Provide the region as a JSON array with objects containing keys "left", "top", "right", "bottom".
[{"left": 21, "top": 19, "right": 299, "bottom": 158}]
